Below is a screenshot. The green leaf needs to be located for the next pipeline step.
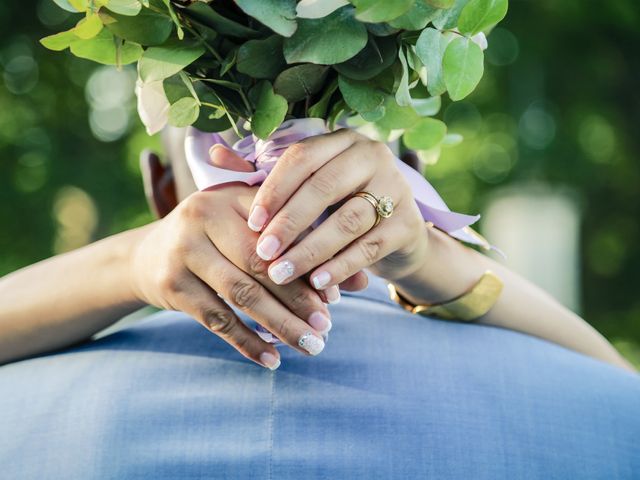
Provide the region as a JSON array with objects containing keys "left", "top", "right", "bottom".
[
  {"left": 458, "top": 0, "right": 508, "bottom": 35},
  {"left": 106, "top": 0, "right": 142, "bottom": 16},
  {"left": 70, "top": 29, "right": 142, "bottom": 65},
  {"left": 432, "top": 0, "right": 470, "bottom": 29},
  {"left": 184, "top": 2, "right": 260, "bottom": 38},
  {"left": 338, "top": 75, "right": 385, "bottom": 121},
  {"left": 415, "top": 27, "right": 454, "bottom": 96},
  {"left": 159, "top": 0, "right": 183, "bottom": 39},
  {"left": 283, "top": 6, "right": 367, "bottom": 64},
  {"left": 139, "top": 41, "right": 205, "bottom": 83},
  {"left": 52, "top": 0, "right": 82, "bottom": 12},
  {"left": 74, "top": 14, "right": 104, "bottom": 40},
  {"left": 442, "top": 36, "right": 484, "bottom": 100},
  {"left": 251, "top": 81, "right": 288, "bottom": 139},
  {"left": 163, "top": 74, "right": 191, "bottom": 103},
  {"left": 237, "top": 36, "right": 286, "bottom": 79},
  {"left": 388, "top": 2, "right": 439, "bottom": 30},
  {"left": 274, "top": 64, "right": 329, "bottom": 102},
  {"left": 403, "top": 117, "right": 447, "bottom": 150},
  {"left": 40, "top": 30, "right": 77, "bottom": 51},
  {"left": 103, "top": 8, "right": 173, "bottom": 45},
  {"left": 375, "top": 95, "right": 419, "bottom": 130},
  {"left": 235, "top": 0, "right": 297, "bottom": 37},
  {"left": 168, "top": 97, "right": 200, "bottom": 127},
  {"left": 308, "top": 77, "right": 338, "bottom": 118},
  {"left": 350, "top": 0, "right": 413, "bottom": 23},
  {"left": 426, "top": 0, "right": 455, "bottom": 8},
  {"left": 395, "top": 47, "right": 412, "bottom": 107},
  {"left": 333, "top": 35, "right": 397, "bottom": 81},
  {"left": 411, "top": 95, "right": 441, "bottom": 116}
]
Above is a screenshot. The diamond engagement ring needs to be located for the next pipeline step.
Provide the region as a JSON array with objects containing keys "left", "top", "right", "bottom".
[{"left": 352, "top": 191, "right": 394, "bottom": 228}]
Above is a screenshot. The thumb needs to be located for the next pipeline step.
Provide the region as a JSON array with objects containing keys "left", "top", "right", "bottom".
[{"left": 209, "top": 144, "right": 254, "bottom": 172}]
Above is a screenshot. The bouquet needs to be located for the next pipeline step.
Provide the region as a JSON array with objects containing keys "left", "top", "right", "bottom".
[{"left": 41, "top": 0, "right": 508, "bottom": 162}]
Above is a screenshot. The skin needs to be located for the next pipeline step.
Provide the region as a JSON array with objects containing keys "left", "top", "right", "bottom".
[{"left": 0, "top": 128, "right": 635, "bottom": 372}]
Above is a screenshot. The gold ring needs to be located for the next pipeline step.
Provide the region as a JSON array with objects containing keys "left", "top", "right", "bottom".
[{"left": 352, "top": 191, "right": 394, "bottom": 228}]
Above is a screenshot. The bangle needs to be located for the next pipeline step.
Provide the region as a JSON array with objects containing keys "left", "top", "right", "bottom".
[{"left": 388, "top": 270, "right": 504, "bottom": 322}]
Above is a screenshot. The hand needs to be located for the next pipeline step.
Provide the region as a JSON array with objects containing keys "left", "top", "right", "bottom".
[
  {"left": 247, "top": 129, "right": 429, "bottom": 291},
  {"left": 129, "top": 182, "right": 332, "bottom": 370}
]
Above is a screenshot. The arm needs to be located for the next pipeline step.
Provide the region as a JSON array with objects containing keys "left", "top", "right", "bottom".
[
  {"left": 0, "top": 185, "right": 333, "bottom": 368},
  {"left": 245, "top": 129, "right": 635, "bottom": 372},
  {"left": 393, "top": 225, "right": 636, "bottom": 372}
]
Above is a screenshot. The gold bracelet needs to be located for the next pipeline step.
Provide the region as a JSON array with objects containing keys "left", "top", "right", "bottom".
[{"left": 388, "top": 270, "right": 504, "bottom": 322}]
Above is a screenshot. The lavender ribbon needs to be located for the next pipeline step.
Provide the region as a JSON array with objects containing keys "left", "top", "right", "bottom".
[{"left": 184, "top": 118, "right": 486, "bottom": 344}]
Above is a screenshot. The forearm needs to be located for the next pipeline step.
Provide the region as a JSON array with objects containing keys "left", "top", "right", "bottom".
[
  {"left": 0, "top": 225, "right": 151, "bottom": 364},
  {"left": 394, "top": 226, "right": 635, "bottom": 372}
]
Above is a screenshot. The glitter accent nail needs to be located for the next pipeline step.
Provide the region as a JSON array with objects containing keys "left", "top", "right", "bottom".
[
  {"left": 298, "top": 331, "right": 325, "bottom": 356},
  {"left": 269, "top": 260, "right": 294, "bottom": 285}
]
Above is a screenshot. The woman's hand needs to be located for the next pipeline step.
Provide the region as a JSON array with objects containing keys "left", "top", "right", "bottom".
[
  {"left": 129, "top": 183, "right": 332, "bottom": 370},
  {"left": 247, "top": 129, "right": 429, "bottom": 293}
]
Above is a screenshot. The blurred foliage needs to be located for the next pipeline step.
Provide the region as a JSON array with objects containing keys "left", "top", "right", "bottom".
[{"left": 0, "top": 0, "right": 638, "bottom": 366}]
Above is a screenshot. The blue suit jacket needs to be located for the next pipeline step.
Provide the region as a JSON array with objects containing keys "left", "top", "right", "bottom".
[{"left": 1, "top": 276, "right": 638, "bottom": 479}]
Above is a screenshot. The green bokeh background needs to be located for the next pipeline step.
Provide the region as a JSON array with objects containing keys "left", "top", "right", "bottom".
[{"left": 1, "top": 1, "right": 638, "bottom": 365}]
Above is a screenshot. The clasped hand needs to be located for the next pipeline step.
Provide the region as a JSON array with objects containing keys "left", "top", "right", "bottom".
[{"left": 130, "top": 129, "right": 428, "bottom": 369}]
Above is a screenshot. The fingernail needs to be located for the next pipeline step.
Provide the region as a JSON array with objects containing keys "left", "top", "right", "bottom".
[
  {"left": 311, "top": 271, "right": 331, "bottom": 290},
  {"left": 325, "top": 286, "right": 341, "bottom": 304},
  {"left": 308, "top": 311, "right": 332, "bottom": 335},
  {"left": 256, "top": 235, "right": 280, "bottom": 261},
  {"left": 269, "top": 260, "right": 294, "bottom": 285},
  {"left": 248, "top": 205, "right": 268, "bottom": 232},
  {"left": 298, "top": 331, "right": 325, "bottom": 356},
  {"left": 260, "top": 351, "right": 281, "bottom": 370}
]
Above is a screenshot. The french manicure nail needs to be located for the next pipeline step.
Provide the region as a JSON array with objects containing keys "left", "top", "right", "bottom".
[
  {"left": 248, "top": 205, "right": 268, "bottom": 232},
  {"left": 269, "top": 260, "right": 294, "bottom": 285},
  {"left": 260, "top": 351, "right": 281, "bottom": 370},
  {"left": 308, "top": 311, "right": 332, "bottom": 335},
  {"left": 298, "top": 331, "right": 325, "bottom": 356},
  {"left": 325, "top": 286, "right": 341, "bottom": 305},
  {"left": 256, "top": 235, "right": 280, "bottom": 261},
  {"left": 312, "top": 271, "right": 331, "bottom": 290}
]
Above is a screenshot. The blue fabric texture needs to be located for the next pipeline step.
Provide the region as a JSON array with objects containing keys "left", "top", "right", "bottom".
[{"left": 0, "top": 274, "right": 638, "bottom": 479}]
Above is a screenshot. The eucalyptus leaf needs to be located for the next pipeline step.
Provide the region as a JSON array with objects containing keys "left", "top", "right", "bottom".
[
  {"left": 70, "top": 29, "right": 142, "bottom": 65},
  {"left": 426, "top": 0, "right": 455, "bottom": 8},
  {"left": 458, "top": 0, "right": 508, "bottom": 35},
  {"left": 308, "top": 78, "right": 338, "bottom": 118},
  {"left": 184, "top": 2, "right": 260, "bottom": 39},
  {"left": 103, "top": 8, "right": 173, "bottom": 45},
  {"left": 106, "top": 0, "right": 142, "bottom": 16},
  {"left": 442, "top": 36, "right": 484, "bottom": 100},
  {"left": 274, "top": 64, "right": 329, "bottom": 102},
  {"left": 74, "top": 14, "right": 103, "bottom": 40},
  {"left": 375, "top": 95, "right": 419, "bottom": 130},
  {"left": 350, "top": 0, "right": 413, "bottom": 23},
  {"left": 139, "top": 41, "right": 205, "bottom": 83},
  {"left": 403, "top": 117, "right": 447, "bottom": 150},
  {"left": 431, "top": 0, "right": 470, "bottom": 30},
  {"left": 283, "top": 7, "right": 368, "bottom": 65},
  {"left": 235, "top": 0, "right": 297, "bottom": 37},
  {"left": 52, "top": 0, "right": 81, "bottom": 12},
  {"left": 338, "top": 75, "right": 385, "bottom": 121},
  {"left": 411, "top": 95, "right": 441, "bottom": 116},
  {"left": 395, "top": 47, "right": 412, "bottom": 107},
  {"left": 168, "top": 97, "right": 200, "bottom": 127},
  {"left": 365, "top": 23, "right": 400, "bottom": 37},
  {"left": 237, "top": 36, "right": 286, "bottom": 79},
  {"left": 415, "top": 27, "right": 454, "bottom": 96},
  {"left": 333, "top": 35, "right": 397, "bottom": 81},
  {"left": 163, "top": 74, "right": 191, "bottom": 103},
  {"left": 388, "top": 2, "right": 439, "bottom": 30},
  {"left": 40, "top": 30, "right": 77, "bottom": 51},
  {"left": 251, "top": 81, "right": 288, "bottom": 139}
]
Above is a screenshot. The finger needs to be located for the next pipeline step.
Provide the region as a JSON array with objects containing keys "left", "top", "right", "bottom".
[
  {"left": 255, "top": 142, "right": 382, "bottom": 261},
  {"left": 186, "top": 240, "right": 327, "bottom": 356},
  {"left": 247, "top": 128, "right": 358, "bottom": 232},
  {"left": 207, "top": 210, "right": 333, "bottom": 334},
  {"left": 307, "top": 212, "right": 413, "bottom": 289},
  {"left": 209, "top": 144, "right": 254, "bottom": 172},
  {"left": 170, "top": 271, "right": 282, "bottom": 370},
  {"left": 266, "top": 192, "right": 379, "bottom": 285},
  {"left": 339, "top": 271, "right": 369, "bottom": 292}
]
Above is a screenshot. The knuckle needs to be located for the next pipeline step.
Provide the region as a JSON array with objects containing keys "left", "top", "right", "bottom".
[
  {"left": 246, "top": 248, "right": 268, "bottom": 278},
  {"left": 203, "top": 308, "right": 237, "bottom": 336},
  {"left": 336, "top": 207, "right": 365, "bottom": 236},
  {"left": 359, "top": 236, "right": 384, "bottom": 264},
  {"left": 273, "top": 315, "right": 294, "bottom": 341},
  {"left": 180, "top": 192, "right": 210, "bottom": 221},
  {"left": 288, "top": 289, "right": 315, "bottom": 312},
  {"left": 157, "top": 263, "right": 184, "bottom": 295},
  {"left": 282, "top": 142, "right": 309, "bottom": 168},
  {"left": 275, "top": 210, "right": 301, "bottom": 237},
  {"left": 257, "top": 180, "right": 278, "bottom": 206},
  {"left": 228, "top": 279, "right": 262, "bottom": 310},
  {"left": 297, "top": 241, "right": 318, "bottom": 265},
  {"left": 308, "top": 170, "right": 337, "bottom": 198}
]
